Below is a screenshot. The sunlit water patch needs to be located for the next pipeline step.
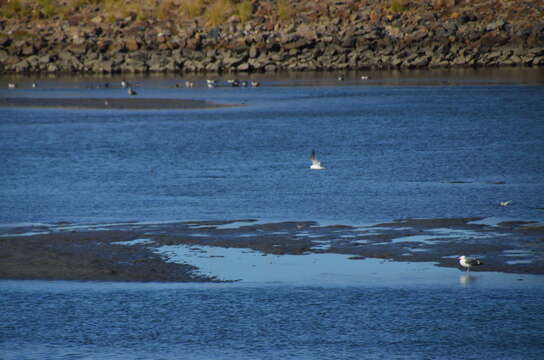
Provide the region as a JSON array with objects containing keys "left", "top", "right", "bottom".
[{"left": 152, "top": 244, "right": 543, "bottom": 288}]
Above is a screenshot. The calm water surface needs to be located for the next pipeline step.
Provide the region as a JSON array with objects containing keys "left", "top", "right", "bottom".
[
  {"left": 1, "top": 69, "right": 543, "bottom": 225},
  {"left": 1, "top": 69, "right": 544, "bottom": 359},
  {"left": 1, "top": 281, "right": 544, "bottom": 360}
]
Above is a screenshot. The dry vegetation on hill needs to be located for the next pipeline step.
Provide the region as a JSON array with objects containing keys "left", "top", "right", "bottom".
[{"left": 1, "top": 0, "right": 541, "bottom": 25}]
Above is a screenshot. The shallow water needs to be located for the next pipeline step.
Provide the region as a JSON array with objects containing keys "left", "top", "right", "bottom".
[
  {"left": 1, "top": 68, "right": 544, "bottom": 359},
  {"left": 1, "top": 279, "right": 544, "bottom": 360}
]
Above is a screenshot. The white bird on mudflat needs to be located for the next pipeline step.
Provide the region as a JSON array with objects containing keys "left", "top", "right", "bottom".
[
  {"left": 458, "top": 255, "right": 483, "bottom": 272},
  {"left": 127, "top": 87, "right": 137, "bottom": 96},
  {"left": 310, "top": 150, "right": 325, "bottom": 170},
  {"left": 500, "top": 200, "right": 512, "bottom": 207}
]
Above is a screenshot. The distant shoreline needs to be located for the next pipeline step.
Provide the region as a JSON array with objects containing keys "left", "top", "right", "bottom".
[{"left": 0, "top": 97, "right": 236, "bottom": 110}]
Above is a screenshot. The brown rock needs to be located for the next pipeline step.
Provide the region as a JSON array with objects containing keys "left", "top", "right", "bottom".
[
  {"left": 97, "top": 40, "right": 111, "bottom": 53},
  {"left": 91, "top": 16, "right": 103, "bottom": 25},
  {"left": 21, "top": 45, "right": 35, "bottom": 56},
  {"left": 237, "top": 62, "right": 250, "bottom": 71},
  {"left": 125, "top": 38, "right": 140, "bottom": 52},
  {"left": 185, "top": 37, "right": 202, "bottom": 51},
  {"left": 0, "top": 35, "right": 11, "bottom": 47},
  {"left": 39, "top": 54, "right": 52, "bottom": 64},
  {"left": 47, "top": 63, "right": 58, "bottom": 72},
  {"left": 249, "top": 46, "right": 259, "bottom": 58},
  {"left": 283, "top": 38, "right": 311, "bottom": 50},
  {"left": 69, "top": 44, "right": 87, "bottom": 55},
  {"left": 264, "top": 63, "right": 277, "bottom": 72},
  {"left": 297, "top": 23, "right": 317, "bottom": 41}
]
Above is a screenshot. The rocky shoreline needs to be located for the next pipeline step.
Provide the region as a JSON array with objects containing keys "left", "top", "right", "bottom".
[{"left": 1, "top": 0, "right": 543, "bottom": 74}]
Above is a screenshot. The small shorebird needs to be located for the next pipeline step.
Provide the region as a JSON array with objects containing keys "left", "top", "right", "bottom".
[
  {"left": 185, "top": 81, "right": 194, "bottom": 88},
  {"left": 361, "top": 75, "right": 369, "bottom": 80},
  {"left": 127, "top": 87, "right": 137, "bottom": 96},
  {"left": 207, "top": 82, "right": 217, "bottom": 88},
  {"left": 337, "top": 75, "right": 344, "bottom": 81},
  {"left": 458, "top": 255, "right": 483, "bottom": 272},
  {"left": 251, "top": 81, "right": 260, "bottom": 87},
  {"left": 121, "top": 80, "right": 128, "bottom": 88},
  {"left": 499, "top": 200, "right": 512, "bottom": 207},
  {"left": 227, "top": 79, "right": 239, "bottom": 87},
  {"left": 310, "top": 150, "right": 325, "bottom": 170},
  {"left": 31, "top": 82, "right": 37, "bottom": 88},
  {"left": 8, "top": 82, "right": 16, "bottom": 88}
]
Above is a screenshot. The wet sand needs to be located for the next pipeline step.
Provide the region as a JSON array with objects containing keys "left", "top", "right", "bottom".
[
  {"left": 0, "top": 97, "right": 234, "bottom": 110},
  {"left": 1, "top": 217, "right": 543, "bottom": 282}
]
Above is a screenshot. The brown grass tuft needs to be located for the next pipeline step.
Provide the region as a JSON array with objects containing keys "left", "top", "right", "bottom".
[
  {"left": 179, "top": 0, "right": 205, "bottom": 17},
  {"left": 390, "top": 0, "right": 408, "bottom": 13},
  {"left": 204, "top": 0, "right": 234, "bottom": 26},
  {"left": 236, "top": 0, "right": 253, "bottom": 22},
  {"left": 277, "top": 0, "right": 294, "bottom": 21}
]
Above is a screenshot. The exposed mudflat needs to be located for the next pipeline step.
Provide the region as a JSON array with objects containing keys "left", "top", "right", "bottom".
[
  {"left": 0, "top": 97, "right": 233, "bottom": 109},
  {"left": 1, "top": 217, "right": 543, "bottom": 282}
]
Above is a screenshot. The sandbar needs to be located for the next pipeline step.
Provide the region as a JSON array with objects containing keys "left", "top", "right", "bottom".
[{"left": 0, "top": 97, "right": 235, "bottom": 110}]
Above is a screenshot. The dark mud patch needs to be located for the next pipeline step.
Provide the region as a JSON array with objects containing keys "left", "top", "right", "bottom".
[
  {"left": 0, "top": 230, "right": 219, "bottom": 282},
  {"left": 0, "top": 97, "right": 236, "bottom": 110}
]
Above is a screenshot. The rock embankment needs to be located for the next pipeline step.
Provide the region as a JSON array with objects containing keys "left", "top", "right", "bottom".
[{"left": 0, "top": 0, "right": 543, "bottom": 74}]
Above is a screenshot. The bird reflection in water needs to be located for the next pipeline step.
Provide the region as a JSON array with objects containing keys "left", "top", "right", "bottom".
[{"left": 459, "top": 274, "right": 478, "bottom": 286}]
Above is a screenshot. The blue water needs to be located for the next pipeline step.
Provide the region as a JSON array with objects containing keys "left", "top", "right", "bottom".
[
  {"left": 1, "top": 72, "right": 544, "bottom": 225},
  {"left": 1, "top": 281, "right": 544, "bottom": 360},
  {"left": 1, "top": 70, "right": 544, "bottom": 359}
]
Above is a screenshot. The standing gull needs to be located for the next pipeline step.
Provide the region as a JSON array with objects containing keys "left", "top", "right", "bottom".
[
  {"left": 458, "top": 255, "right": 483, "bottom": 272},
  {"left": 310, "top": 150, "right": 325, "bottom": 170}
]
